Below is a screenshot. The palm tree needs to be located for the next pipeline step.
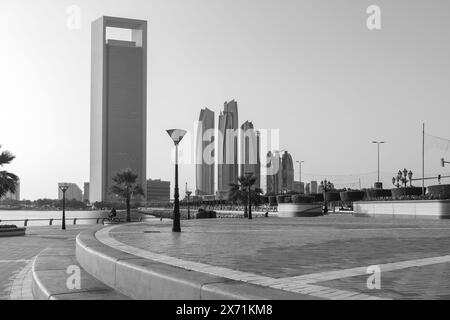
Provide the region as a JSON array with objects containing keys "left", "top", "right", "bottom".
[
  {"left": 0, "top": 146, "right": 19, "bottom": 199},
  {"left": 228, "top": 183, "right": 248, "bottom": 216},
  {"left": 110, "top": 169, "right": 145, "bottom": 222},
  {"left": 228, "top": 173, "right": 263, "bottom": 220}
]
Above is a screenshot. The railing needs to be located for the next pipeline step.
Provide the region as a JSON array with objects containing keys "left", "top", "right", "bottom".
[
  {"left": 0, "top": 217, "right": 148, "bottom": 227},
  {"left": 176, "top": 205, "right": 279, "bottom": 213}
]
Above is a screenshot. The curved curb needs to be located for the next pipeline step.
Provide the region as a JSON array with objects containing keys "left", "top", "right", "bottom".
[
  {"left": 76, "top": 226, "right": 316, "bottom": 300},
  {"left": 31, "top": 246, "right": 128, "bottom": 300}
]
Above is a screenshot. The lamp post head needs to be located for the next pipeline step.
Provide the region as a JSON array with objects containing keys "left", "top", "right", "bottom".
[
  {"left": 408, "top": 170, "right": 413, "bottom": 180},
  {"left": 166, "top": 129, "right": 187, "bottom": 146},
  {"left": 186, "top": 191, "right": 192, "bottom": 197},
  {"left": 403, "top": 168, "right": 408, "bottom": 179},
  {"left": 442, "top": 158, "right": 446, "bottom": 168},
  {"left": 59, "top": 184, "right": 69, "bottom": 193}
]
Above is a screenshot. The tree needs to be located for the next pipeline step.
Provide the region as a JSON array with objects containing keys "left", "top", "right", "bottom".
[
  {"left": 0, "top": 146, "right": 19, "bottom": 199},
  {"left": 110, "top": 169, "right": 145, "bottom": 222},
  {"left": 228, "top": 174, "right": 263, "bottom": 220}
]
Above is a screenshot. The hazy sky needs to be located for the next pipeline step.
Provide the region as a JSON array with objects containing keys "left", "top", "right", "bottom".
[{"left": 1, "top": 0, "right": 450, "bottom": 200}]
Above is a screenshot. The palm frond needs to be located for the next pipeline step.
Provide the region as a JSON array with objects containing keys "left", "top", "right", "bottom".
[
  {"left": 109, "top": 168, "right": 144, "bottom": 201},
  {"left": 0, "top": 150, "right": 15, "bottom": 167},
  {"left": 0, "top": 171, "right": 19, "bottom": 198}
]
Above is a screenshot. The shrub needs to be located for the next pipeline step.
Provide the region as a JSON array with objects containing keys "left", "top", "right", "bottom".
[
  {"left": 364, "top": 189, "right": 392, "bottom": 200},
  {"left": 309, "top": 193, "right": 324, "bottom": 202},
  {"left": 325, "top": 192, "right": 341, "bottom": 202},
  {"left": 340, "top": 191, "right": 365, "bottom": 202},
  {"left": 0, "top": 225, "right": 18, "bottom": 229},
  {"left": 268, "top": 196, "right": 277, "bottom": 205},
  {"left": 291, "top": 195, "right": 315, "bottom": 204},
  {"left": 196, "top": 209, "right": 217, "bottom": 219},
  {"left": 391, "top": 187, "right": 423, "bottom": 200},
  {"left": 427, "top": 185, "right": 450, "bottom": 200}
]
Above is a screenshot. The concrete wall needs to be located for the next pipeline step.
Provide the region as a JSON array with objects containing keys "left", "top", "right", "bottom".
[{"left": 354, "top": 200, "right": 450, "bottom": 219}]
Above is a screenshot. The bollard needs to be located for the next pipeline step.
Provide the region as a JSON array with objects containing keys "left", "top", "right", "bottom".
[
  {"left": 49, "top": 219, "right": 54, "bottom": 226},
  {"left": 73, "top": 218, "right": 77, "bottom": 225}
]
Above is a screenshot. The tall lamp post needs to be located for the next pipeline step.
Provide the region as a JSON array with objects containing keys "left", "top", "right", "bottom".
[
  {"left": 372, "top": 141, "right": 385, "bottom": 189},
  {"left": 442, "top": 158, "right": 450, "bottom": 168},
  {"left": 296, "top": 161, "right": 304, "bottom": 194},
  {"left": 320, "top": 180, "right": 333, "bottom": 215},
  {"left": 59, "top": 184, "right": 69, "bottom": 230},
  {"left": 186, "top": 190, "right": 192, "bottom": 220},
  {"left": 166, "top": 129, "right": 187, "bottom": 233}
]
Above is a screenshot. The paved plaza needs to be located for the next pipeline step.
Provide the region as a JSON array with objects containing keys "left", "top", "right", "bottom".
[
  {"left": 3, "top": 215, "right": 450, "bottom": 299},
  {"left": 0, "top": 226, "right": 95, "bottom": 300},
  {"left": 103, "top": 215, "right": 450, "bottom": 300}
]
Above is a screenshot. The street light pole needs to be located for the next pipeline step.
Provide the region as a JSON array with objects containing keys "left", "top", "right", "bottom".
[
  {"left": 186, "top": 190, "right": 192, "bottom": 220},
  {"left": 59, "top": 184, "right": 69, "bottom": 230},
  {"left": 372, "top": 141, "right": 385, "bottom": 188},
  {"left": 166, "top": 129, "right": 187, "bottom": 233}
]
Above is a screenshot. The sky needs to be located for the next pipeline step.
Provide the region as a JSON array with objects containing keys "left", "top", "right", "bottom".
[{"left": 1, "top": 0, "right": 450, "bottom": 200}]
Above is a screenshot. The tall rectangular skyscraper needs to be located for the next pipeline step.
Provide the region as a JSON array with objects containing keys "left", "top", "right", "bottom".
[
  {"left": 90, "top": 17, "right": 147, "bottom": 203},
  {"left": 217, "top": 100, "right": 239, "bottom": 193},
  {"left": 240, "top": 121, "right": 261, "bottom": 189},
  {"left": 196, "top": 108, "right": 215, "bottom": 195}
]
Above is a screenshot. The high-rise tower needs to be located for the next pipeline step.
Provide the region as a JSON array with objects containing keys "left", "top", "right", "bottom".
[
  {"left": 195, "top": 108, "right": 215, "bottom": 195},
  {"left": 240, "top": 121, "right": 261, "bottom": 189},
  {"left": 90, "top": 17, "right": 147, "bottom": 202},
  {"left": 217, "top": 100, "right": 239, "bottom": 194}
]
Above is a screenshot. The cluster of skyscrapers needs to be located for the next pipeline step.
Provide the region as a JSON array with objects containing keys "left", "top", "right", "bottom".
[
  {"left": 84, "top": 16, "right": 311, "bottom": 204},
  {"left": 195, "top": 100, "right": 298, "bottom": 199}
]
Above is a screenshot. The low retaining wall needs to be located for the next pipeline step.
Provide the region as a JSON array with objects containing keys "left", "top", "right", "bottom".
[
  {"left": 0, "top": 228, "right": 26, "bottom": 237},
  {"left": 75, "top": 228, "right": 310, "bottom": 300},
  {"left": 354, "top": 200, "right": 450, "bottom": 219},
  {"left": 277, "top": 203, "right": 323, "bottom": 218}
]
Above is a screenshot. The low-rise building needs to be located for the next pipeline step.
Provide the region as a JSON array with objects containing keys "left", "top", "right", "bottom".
[{"left": 147, "top": 179, "right": 170, "bottom": 204}]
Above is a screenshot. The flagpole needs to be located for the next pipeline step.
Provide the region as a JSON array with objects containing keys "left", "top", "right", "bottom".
[{"left": 422, "top": 123, "right": 425, "bottom": 195}]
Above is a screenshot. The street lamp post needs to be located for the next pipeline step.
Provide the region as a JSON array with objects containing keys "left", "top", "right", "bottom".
[
  {"left": 372, "top": 141, "right": 385, "bottom": 189},
  {"left": 320, "top": 180, "right": 332, "bottom": 215},
  {"left": 166, "top": 129, "right": 187, "bottom": 233},
  {"left": 442, "top": 158, "right": 450, "bottom": 168},
  {"left": 59, "top": 184, "right": 69, "bottom": 230},
  {"left": 296, "top": 161, "right": 304, "bottom": 194},
  {"left": 186, "top": 191, "right": 192, "bottom": 220}
]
